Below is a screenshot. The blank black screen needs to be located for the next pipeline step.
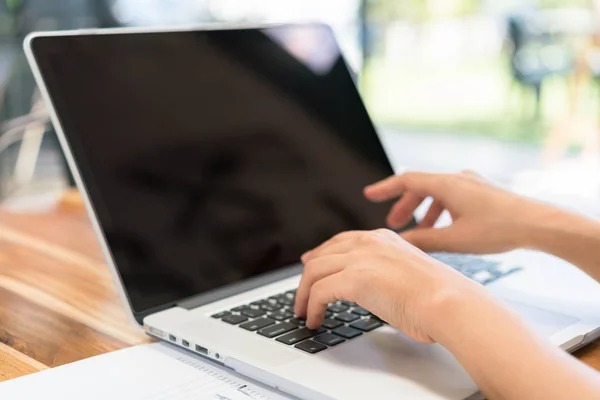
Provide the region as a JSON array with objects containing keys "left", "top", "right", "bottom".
[{"left": 32, "top": 25, "right": 395, "bottom": 315}]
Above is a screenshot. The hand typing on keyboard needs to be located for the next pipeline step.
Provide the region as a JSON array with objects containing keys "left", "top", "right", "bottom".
[
  {"left": 293, "top": 170, "right": 600, "bottom": 400},
  {"left": 295, "top": 228, "right": 485, "bottom": 344}
]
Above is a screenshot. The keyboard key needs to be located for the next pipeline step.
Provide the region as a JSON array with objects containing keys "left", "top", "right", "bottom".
[
  {"left": 332, "top": 326, "right": 363, "bottom": 339},
  {"left": 350, "top": 307, "right": 370, "bottom": 316},
  {"left": 430, "top": 253, "right": 466, "bottom": 268},
  {"left": 327, "top": 303, "right": 349, "bottom": 313},
  {"left": 276, "top": 327, "right": 326, "bottom": 345},
  {"left": 257, "top": 322, "right": 297, "bottom": 338},
  {"left": 470, "top": 270, "right": 494, "bottom": 284},
  {"left": 250, "top": 300, "right": 265, "bottom": 306},
  {"left": 232, "top": 305, "right": 248, "bottom": 312},
  {"left": 240, "top": 318, "right": 275, "bottom": 331},
  {"left": 277, "top": 297, "right": 294, "bottom": 306},
  {"left": 269, "top": 310, "right": 293, "bottom": 321},
  {"left": 222, "top": 314, "right": 248, "bottom": 325},
  {"left": 314, "top": 333, "right": 345, "bottom": 346},
  {"left": 284, "top": 291, "right": 295, "bottom": 299},
  {"left": 463, "top": 259, "right": 496, "bottom": 274},
  {"left": 341, "top": 301, "right": 357, "bottom": 307},
  {"left": 504, "top": 267, "right": 522, "bottom": 276},
  {"left": 494, "top": 264, "right": 521, "bottom": 276},
  {"left": 289, "top": 317, "right": 306, "bottom": 326},
  {"left": 286, "top": 289, "right": 297, "bottom": 295},
  {"left": 371, "top": 314, "right": 386, "bottom": 323},
  {"left": 295, "top": 340, "right": 327, "bottom": 354},
  {"left": 324, "top": 311, "right": 334, "bottom": 319},
  {"left": 260, "top": 303, "right": 282, "bottom": 312},
  {"left": 335, "top": 312, "right": 360, "bottom": 323},
  {"left": 350, "top": 318, "right": 384, "bottom": 332},
  {"left": 241, "top": 308, "right": 266, "bottom": 318},
  {"left": 321, "top": 318, "right": 343, "bottom": 329},
  {"left": 211, "top": 311, "right": 230, "bottom": 319}
]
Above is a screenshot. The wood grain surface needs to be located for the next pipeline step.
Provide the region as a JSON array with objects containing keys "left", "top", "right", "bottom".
[
  {"left": 0, "top": 192, "right": 149, "bottom": 382},
  {"left": 0, "top": 190, "right": 599, "bottom": 386}
]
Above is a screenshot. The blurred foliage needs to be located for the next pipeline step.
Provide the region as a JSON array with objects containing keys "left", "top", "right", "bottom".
[
  {"left": 538, "top": 0, "right": 592, "bottom": 8},
  {"left": 360, "top": 57, "right": 588, "bottom": 144},
  {"left": 368, "top": 0, "right": 594, "bottom": 22},
  {"left": 5, "top": 0, "right": 23, "bottom": 12},
  {"left": 367, "top": 0, "right": 480, "bottom": 22},
  {"left": 0, "top": 0, "right": 20, "bottom": 36}
]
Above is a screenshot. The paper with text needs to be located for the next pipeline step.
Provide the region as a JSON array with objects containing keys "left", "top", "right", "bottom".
[{"left": 0, "top": 343, "right": 292, "bottom": 400}]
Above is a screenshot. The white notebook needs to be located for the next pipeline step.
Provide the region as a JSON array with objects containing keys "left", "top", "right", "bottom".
[{"left": 0, "top": 343, "right": 293, "bottom": 400}]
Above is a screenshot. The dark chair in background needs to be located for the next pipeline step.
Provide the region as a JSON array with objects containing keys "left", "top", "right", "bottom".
[{"left": 507, "top": 11, "right": 574, "bottom": 119}]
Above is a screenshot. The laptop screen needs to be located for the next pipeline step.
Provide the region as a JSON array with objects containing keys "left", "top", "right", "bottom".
[{"left": 31, "top": 25, "right": 396, "bottom": 317}]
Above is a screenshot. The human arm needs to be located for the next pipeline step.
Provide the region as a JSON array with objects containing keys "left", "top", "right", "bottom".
[
  {"left": 364, "top": 171, "right": 600, "bottom": 282},
  {"left": 294, "top": 230, "right": 600, "bottom": 399}
]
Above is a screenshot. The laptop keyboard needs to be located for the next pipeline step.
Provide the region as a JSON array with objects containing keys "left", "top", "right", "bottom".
[
  {"left": 212, "top": 290, "right": 383, "bottom": 354},
  {"left": 212, "top": 254, "right": 522, "bottom": 354},
  {"left": 429, "top": 253, "right": 522, "bottom": 285}
]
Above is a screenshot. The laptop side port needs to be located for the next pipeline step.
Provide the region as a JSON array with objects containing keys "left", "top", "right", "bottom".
[{"left": 195, "top": 345, "right": 208, "bottom": 355}]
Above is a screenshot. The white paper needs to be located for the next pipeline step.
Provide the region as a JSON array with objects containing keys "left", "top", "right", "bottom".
[{"left": 0, "top": 343, "right": 292, "bottom": 400}]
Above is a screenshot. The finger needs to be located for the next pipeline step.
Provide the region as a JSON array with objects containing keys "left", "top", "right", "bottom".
[
  {"left": 304, "top": 241, "right": 360, "bottom": 264},
  {"left": 418, "top": 200, "right": 445, "bottom": 228},
  {"left": 303, "top": 229, "right": 389, "bottom": 262},
  {"left": 301, "top": 231, "right": 361, "bottom": 262},
  {"left": 364, "top": 172, "right": 445, "bottom": 202},
  {"left": 461, "top": 169, "right": 478, "bottom": 178},
  {"left": 386, "top": 193, "right": 425, "bottom": 229},
  {"left": 462, "top": 169, "right": 494, "bottom": 186},
  {"left": 295, "top": 256, "right": 346, "bottom": 317},
  {"left": 401, "top": 226, "right": 465, "bottom": 253},
  {"left": 306, "top": 271, "right": 355, "bottom": 329}
]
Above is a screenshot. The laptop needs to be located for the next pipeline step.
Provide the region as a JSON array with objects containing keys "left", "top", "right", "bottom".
[{"left": 25, "top": 24, "right": 600, "bottom": 400}]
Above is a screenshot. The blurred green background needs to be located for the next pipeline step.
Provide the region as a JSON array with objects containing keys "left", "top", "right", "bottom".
[{"left": 362, "top": 0, "right": 598, "bottom": 144}]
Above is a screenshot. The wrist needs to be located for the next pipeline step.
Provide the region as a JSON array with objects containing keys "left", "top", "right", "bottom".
[
  {"left": 422, "top": 277, "right": 493, "bottom": 346},
  {"left": 513, "top": 200, "right": 568, "bottom": 250}
]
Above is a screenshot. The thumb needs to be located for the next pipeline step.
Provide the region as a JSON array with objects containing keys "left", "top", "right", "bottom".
[{"left": 400, "top": 227, "right": 465, "bottom": 253}]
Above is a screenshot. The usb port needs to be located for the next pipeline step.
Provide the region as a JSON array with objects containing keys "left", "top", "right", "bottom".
[
  {"left": 195, "top": 345, "right": 208, "bottom": 355},
  {"left": 148, "top": 326, "right": 165, "bottom": 338},
  {"left": 182, "top": 339, "right": 190, "bottom": 347},
  {"left": 169, "top": 334, "right": 176, "bottom": 342}
]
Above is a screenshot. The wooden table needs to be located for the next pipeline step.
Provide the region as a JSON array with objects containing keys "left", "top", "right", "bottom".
[
  {"left": 1, "top": 192, "right": 600, "bottom": 384},
  {"left": 0, "top": 194, "right": 150, "bottom": 382}
]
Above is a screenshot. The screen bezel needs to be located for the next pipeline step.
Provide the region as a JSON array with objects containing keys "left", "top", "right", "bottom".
[{"left": 24, "top": 24, "right": 399, "bottom": 326}]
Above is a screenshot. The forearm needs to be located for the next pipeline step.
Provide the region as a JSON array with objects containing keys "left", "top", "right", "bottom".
[
  {"left": 520, "top": 204, "right": 600, "bottom": 282},
  {"left": 431, "top": 286, "right": 600, "bottom": 399}
]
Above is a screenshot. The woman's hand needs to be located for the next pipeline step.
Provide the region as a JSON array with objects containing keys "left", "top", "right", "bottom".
[
  {"left": 364, "top": 171, "right": 555, "bottom": 254},
  {"left": 294, "top": 229, "right": 483, "bottom": 343},
  {"left": 294, "top": 228, "right": 600, "bottom": 400}
]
